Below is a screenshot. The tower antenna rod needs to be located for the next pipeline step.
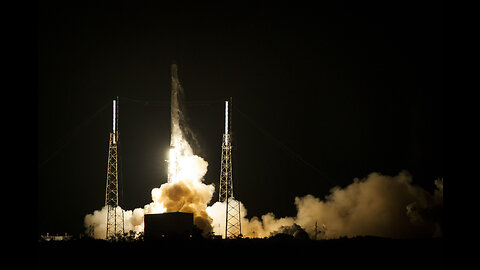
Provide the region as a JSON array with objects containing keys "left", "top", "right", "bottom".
[
  {"left": 225, "top": 99, "right": 229, "bottom": 134},
  {"left": 113, "top": 99, "right": 116, "bottom": 143}
]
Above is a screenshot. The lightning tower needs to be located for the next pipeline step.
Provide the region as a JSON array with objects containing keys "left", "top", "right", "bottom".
[
  {"left": 105, "top": 97, "right": 124, "bottom": 239},
  {"left": 219, "top": 97, "right": 241, "bottom": 238}
]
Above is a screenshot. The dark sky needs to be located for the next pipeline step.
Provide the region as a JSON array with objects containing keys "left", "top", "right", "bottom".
[{"left": 38, "top": 1, "right": 443, "bottom": 236}]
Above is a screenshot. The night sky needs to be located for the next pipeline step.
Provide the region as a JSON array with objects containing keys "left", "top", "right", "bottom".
[{"left": 38, "top": 1, "right": 443, "bottom": 236}]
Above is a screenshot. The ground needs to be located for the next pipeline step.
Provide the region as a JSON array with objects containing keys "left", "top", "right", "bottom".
[{"left": 37, "top": 237, "right": 443, "bottom": 269}]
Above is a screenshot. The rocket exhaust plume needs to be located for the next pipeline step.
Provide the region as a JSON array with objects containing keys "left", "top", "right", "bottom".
[
  {"left": 143, "top": 63, "right": 214, "bottom": 235},
  {"left": 168, "top": 63, "right": 185, "bottom": 183}
]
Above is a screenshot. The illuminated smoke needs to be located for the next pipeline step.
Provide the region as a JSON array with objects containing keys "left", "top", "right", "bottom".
[
  {"left": 84, "top": 206, "right": 145, "bottom": 239},
  {"left": 293, "top": 171, "right": 443, "bottom": 238},
  {"left": 207, "top": 201, "right": 295, "bottom": 238},
  {"left": 208, "top": 171, "right": 443, "bottom": 239}
]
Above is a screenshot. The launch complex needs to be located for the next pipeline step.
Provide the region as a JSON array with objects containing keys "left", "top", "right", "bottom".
[{"left": 103, "top": 64, "right": 240, "bottom": 240}]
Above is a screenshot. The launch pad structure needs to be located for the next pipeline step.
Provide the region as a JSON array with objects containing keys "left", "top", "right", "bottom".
[
  {"left": 219, "top": 98, "right": 242, "bottom": 238},
  {"left": 105, "top": 97, "right": 124, "bottom": 240}
]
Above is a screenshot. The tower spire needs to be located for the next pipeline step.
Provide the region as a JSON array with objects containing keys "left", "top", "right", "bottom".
[
  {"left": 219, "top": 97, "right": 241, "bottom": 238},
  {"left": 105, "top": 96, "right": 124, "bottom": 240}
]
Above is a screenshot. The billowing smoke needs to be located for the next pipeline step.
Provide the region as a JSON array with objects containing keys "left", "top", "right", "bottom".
[
  {"left": 84, "top": 206, "right": 145, "bottom": 239},
  {"left": 208, "top": 171, "right": 443, "bottom": 239},
  {"left": 145, "top": 176, "right": 214, "bottom": 234},
  {"left": 294, "top": 171, "right": 443, "bottom": 238},
  {"left": 207, "top": 201, "right": 295, "bottom": 238}
]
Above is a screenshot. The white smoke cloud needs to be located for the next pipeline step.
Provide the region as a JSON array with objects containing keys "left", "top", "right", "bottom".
[
  {"left": 206, "top": 171, "right": 443, "bottom": 239},
  {"left": 294, "top": 171, "right": 442, "bottom": 238},
  {"left": 207, "top": 200, "right": 295, "bottom": 238},
  {"left": 84, "top": 207, "right": 108, "bottom": 239},
  {"left": 84, "top": 205, "right": 147, "bottom": 239}
]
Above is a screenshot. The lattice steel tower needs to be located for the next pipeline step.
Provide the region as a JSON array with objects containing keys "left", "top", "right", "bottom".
[
  {"left": 105, "top": 97, "right": 124, "bottom": 239},
  {"left": 219, "top": 97, "right": 241, "bottom": 238}
]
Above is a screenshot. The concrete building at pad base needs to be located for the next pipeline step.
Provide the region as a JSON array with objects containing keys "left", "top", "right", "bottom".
[{"left": 144, "top": 212, "right": 194, "bottom": 240}]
